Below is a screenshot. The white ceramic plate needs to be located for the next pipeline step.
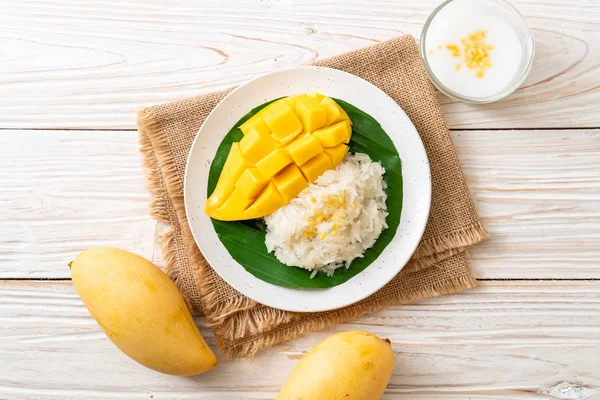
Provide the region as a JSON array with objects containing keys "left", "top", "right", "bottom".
[{"left": 184, "top": 66, "right": 431, "bottom": 312}]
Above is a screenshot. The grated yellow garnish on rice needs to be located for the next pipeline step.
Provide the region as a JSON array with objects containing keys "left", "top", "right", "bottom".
[{"left": 264, "top": 153, "right": 388, "bottom": 277}]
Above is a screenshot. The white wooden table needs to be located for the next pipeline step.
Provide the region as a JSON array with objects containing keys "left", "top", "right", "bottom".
[{"left": 1, "top": 1, "right": 599, "bottom": 399}]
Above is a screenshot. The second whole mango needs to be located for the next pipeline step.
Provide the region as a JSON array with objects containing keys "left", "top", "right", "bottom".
[{"left": 277, "top": 330, "right": 395, "bottom": 399}]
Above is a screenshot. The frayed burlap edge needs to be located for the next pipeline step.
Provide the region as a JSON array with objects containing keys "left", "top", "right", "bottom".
[
  {"left": 214, "top": 270, "right": 477, "bottom": 358},
  {"left": 138, "top": 106, "right": 487, "bottom": 350},
  {"left": 412, "top": 221, "right": 488, "bottom": 261},
  {"left": 138, "top": 108, "right": 208, "bottom": 312},
  {"left": 406, "top": 247, "right": 464, "bottom": 273},
  {"left": 407, "top": 221, "right": 489, "bottom": 272},
  {"left": 136, "top": 33, "right": 488, "bottom": 356}
]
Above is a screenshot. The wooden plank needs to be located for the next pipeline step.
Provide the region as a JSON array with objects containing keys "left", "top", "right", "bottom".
[
  {"left": 0, "top": 130, "right": 162, "bottom": 275},
  {"left": 1, "top": 129, "right": 599, "bottom": 279},
  {"left": 0, "top": 280, "right": 599, "bottom": 399},
  {"left": 0, "top": 0, "right": 599, "bottom": 130},
  {"left": 453, "top": 129, "right": 600, "bottom": 279}
]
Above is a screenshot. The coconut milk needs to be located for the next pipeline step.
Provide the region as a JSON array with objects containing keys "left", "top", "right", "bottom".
[{"left": 424, "top": 0, "right": 523, "bottom": 98}]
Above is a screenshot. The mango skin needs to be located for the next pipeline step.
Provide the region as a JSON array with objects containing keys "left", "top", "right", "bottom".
[
  {"left": 277, "top": 330, "right": 395, "bottom": 400},
  {"left": 70, "top": 247, "right": 217, "bottom": 376}
]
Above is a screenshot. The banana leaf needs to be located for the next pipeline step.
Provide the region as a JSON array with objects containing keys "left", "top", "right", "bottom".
[{"left": 207, "top": 98, "right": 402, "bottom": 288}]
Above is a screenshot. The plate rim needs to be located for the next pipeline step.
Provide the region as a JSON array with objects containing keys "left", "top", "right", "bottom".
[{"left": 184, "top": 65, "right": 431, "bottom": 312}]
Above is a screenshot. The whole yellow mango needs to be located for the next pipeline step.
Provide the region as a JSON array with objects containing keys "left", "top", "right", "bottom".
[
  {"left": 277, "top": 331, "right": 395, "bottom": 400},
  {"left": 69, "top": 248, "right": 217, "bottom": 376}
]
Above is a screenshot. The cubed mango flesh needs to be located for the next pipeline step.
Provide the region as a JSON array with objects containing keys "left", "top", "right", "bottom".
[
  {"left": 235, "top": 168, "right": 268, "bottom": 199},
  {"left": 307, "top": 93, "right": 325, "bottom": 101},
  {"left": 273, "top": 164, "right": 308, "bottom": 202},
  {"left": 239, "top": 113, "right": 270, "bottom": 136},
  {"left": 299, "top": 152, "right": 333, "bottom": 182},
  {"left": 295, "top": 95, "right": 327, "bottom": 133},
  {"left": 244, "top": 182, "right": 286, "bottom": 219},
  {"left": 262, "top": 101, "right": 303, "bottom": 144},
  {"left": 285, "top": 134, "right": 323, "bottom": 166},
  {"left": 320, "top": 97, "right": 350, "bottom": 126},
  {"left": 206, "top": 142, "right": 253, "bottom": 210},
  {"left": 215, "top": 188, "right": 254, "bottom": 221},
  {"left": 240, "top": 129, "right": 278, "bottom": 162},
  {"left": 205, "top": 94, "right": 353, "bottom": 221},
  {"left": 324, "top": 143, "right": 349, "bottom": 166},
  {"left": 256, "top": 148, "right": 292, "bottom": 179},
  {"left": 313, "top": 120, "right": 351, "bottom": 148},
  {"left": 284, "top": 95, "right": 299, "bottom": 110}
]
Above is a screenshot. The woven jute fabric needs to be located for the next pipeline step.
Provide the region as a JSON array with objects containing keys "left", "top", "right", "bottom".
[{"left": 137, "top": 35, "right": 488, "bottom": 357}]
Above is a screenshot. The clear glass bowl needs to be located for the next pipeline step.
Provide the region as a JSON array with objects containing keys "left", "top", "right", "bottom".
[{"left": 420, "top": 0, "right": 535, "bottom": 104}]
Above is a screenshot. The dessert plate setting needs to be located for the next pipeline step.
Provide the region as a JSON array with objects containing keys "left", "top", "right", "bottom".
[{"left": 184, "top": 66, "right": 431, "bottom": 312}]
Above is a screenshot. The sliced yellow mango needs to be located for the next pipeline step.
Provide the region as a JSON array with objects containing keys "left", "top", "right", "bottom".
[
  {"left": 284, "top": 94, "right": 324, "bottom": 112},
  {"left": 244, "top": 182, "right": 286, "bottom": 219},
  {"left": 285, "top": 134, "right": 323, "bottom": 166},
  {"left": 313, "top": 120, "right": 351, "bottom": 148},
  {"left": 324, "top": 143, "right": 349, "bottom": 166},
  {"left": 262, "top": 101, "right": 303, "bottom": 144},
  {"left": 239, "top": 113, "right": 270, "bottom": 136},
  {"left": 206, "top": 142, "right": 253, "bottom": 210},
  {"left": 273, "top": 164, "right": 308, "bottom": 202},
  {"left": 235, "top": 168, "right": 268, "bottom": 198},
  {"left": 320, "top": 97, "right": 350, "bottom": 126},
  {"left": 216, "top": 188, "right": 254, "bottom": 221},
  {"left": 284, "top": 95, "right": 300, "bottom": 110},
  {"left": 256, "top": 148, "right": 293, "bottom": 179},
  {"left": 343, "top": 120, "right": 352, "bottom": 142},
  {"left": 307, "top": 92, "right": 325, "bottom": 101},
  {"left": 299, "top": 152, "right": 333, "bottom": 182},
  {"left": 205, "top": 94, "right": 353, "bottom": 221},
  {"left": 240, "top": 129, "right": 278, "bottom": 162},
  {"left": 295, "top": 95, "right": 327, "bottom": 133}
]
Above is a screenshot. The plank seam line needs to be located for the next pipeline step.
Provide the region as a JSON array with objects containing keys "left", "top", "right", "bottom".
[
  {"left": 477, "top": 278, "right": 600, "bottom": 281},
  {"left": 0, "top": 127, "right": 599, "bottom": 132},
  {"left": 0, "top": 128, "right": 138, "bottom": 132},
  {"left": 2, "top": 278, "right": 600, "bottom": 282},
  {"left": 454, "top": 127, "right": 600, "bottom": 131}
]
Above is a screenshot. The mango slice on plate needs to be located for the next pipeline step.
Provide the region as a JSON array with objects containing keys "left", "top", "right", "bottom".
[
  {"left": 299, "top": 152, "right": 333, "bottom": 183},
  {"left": 321, "top": 96, "right": 350, "bottom": 125},
  {"left": 295, "top": 95, "right": 327, "bottom": 133},
  {"left": 205, "top": 142, "right": 253, "bottom": 210},
  {"left": 235, "top": 168, "right": 268, "bottom": 198},
  {"left": 324, "top": 142, "right": 349, "bottom": 166},
  {"left": 285, "top": 134, "right": 323, "bottom": 166},
  {"left": 240, "top": 116, "right": 271, "bottom": 137},
  {"left": 240, "top": 129, "right": 278, "bottom": 162},
  {"left": 262, "top": 101, "right": 303, "bottom": 144},
  {"left": 256, "top": 148, "right": 293, "bottom": 179},
  {"left": 273, "top": 164, "right": 308, "bottom": 202},
  {"left": 245, "top": 182, "right": 286, "bottom": 218},
  {"left": 313, "top": 120, "right": 352, "bottom": 147},
  {"left": 206, "top": 93, "right": 352, "bottom": 221}
]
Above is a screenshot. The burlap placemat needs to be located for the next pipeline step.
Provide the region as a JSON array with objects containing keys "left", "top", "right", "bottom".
[{"left": 137, "top": 35, "right": 487, "bottom": 357}]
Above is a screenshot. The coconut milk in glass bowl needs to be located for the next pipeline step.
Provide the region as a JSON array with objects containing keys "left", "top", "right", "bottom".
[{"left": 420, "top": 0, "right": 534, "bottom": 103}]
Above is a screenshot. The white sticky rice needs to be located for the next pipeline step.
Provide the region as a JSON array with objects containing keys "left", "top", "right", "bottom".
[{"left": 264, "top": 153, "right": 388, "bottom": 277}]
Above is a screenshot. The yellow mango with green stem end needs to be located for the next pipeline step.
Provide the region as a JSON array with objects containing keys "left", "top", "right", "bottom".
[
  {"left": 69, "top": 248, "right": 218, "bottom": 376},
  {"left": 277, "top": 331, "right": 395, "bottom": 400}
]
